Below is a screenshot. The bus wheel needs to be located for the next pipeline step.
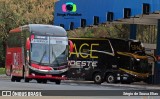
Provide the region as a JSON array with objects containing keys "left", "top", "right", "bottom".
[
  {"left": 42, "top": 80, "right": 47, "bottom": 84},
  {"left": 11, "top": 75, "right": 16, "bottom": 82},
  {"left": 93, "top": 73, "right": 102, "bottom": 84},
  {"left": 55, "top": 80, "right": 61, "bottom": 85},
  {"left": 16, "top": 78, "right": 21, "bottom": 82},
  {"left": 37, "top": 79, "right": 42, "bottom": 83},
  {"left": 106, "top": 73, "right": 115, "bottom": 83}
]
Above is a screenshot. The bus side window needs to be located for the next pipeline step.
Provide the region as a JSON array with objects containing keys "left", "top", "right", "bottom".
[
  {"left": 7, "top": 33, "right": 22, "bottom": 48},
  {"left": 102, "top": 40, "right": 112, "bottom": 53}
]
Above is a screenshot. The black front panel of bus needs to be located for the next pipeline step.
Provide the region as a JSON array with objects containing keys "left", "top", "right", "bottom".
[{"left": 68, "top": 38, "right": 117, "bottom": 79}]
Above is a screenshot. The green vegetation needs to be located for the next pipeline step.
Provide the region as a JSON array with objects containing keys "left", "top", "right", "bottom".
[
  {"left": 0, "top": 68, "right": 5, "bottom": 74},
  {"left": 68, "top": 24, "right": 157, "bottom": 44},
  {"left": 68, "top": 24, "right": 130, "bottom": 38}
]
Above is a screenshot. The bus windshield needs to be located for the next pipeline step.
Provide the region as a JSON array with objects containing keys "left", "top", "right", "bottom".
[{"left": 31, "top": 36, "right": 68, "bottom": 67}]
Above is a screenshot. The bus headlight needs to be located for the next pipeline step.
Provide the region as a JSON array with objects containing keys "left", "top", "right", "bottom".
[{"left": 136, "top": 59, "right": 140, "bottom": 61}]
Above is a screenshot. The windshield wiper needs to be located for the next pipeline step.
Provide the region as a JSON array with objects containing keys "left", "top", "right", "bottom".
[
  {"left": 51, "top": 48, "right": 60, "bottom": 66},
  {"left": 39, "top": 49, "right": 46, "bottom": 65}
]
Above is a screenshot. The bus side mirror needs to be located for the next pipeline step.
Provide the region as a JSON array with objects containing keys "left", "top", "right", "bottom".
[
  {"left": 26, "top": 38, "right": 30, "bottom": 50},
  {"left": 69, "top": 40, "right": 74, "bottom": 52}
]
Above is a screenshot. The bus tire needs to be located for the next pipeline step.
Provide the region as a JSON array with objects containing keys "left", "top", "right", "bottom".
[
  {"left": 11, "top": 75, "right": 16, "bottom": 82},
  {"left": 37, "top": 79, "right": 42, "bottom": 83},
  {"left": 106, "top": 73, "right": 115, "bottom": 83},
  {"left": 93, "top": 73, "right": 102, "bottom": 84},
  {"left": 16, "top": 78, "right": 21, "bottom": 82},
  {"left": 42, "top": 80, "right": 47, "bottom": 84},
  {"left": 55, "top": 80, "right": 61, "bottom": 85}
]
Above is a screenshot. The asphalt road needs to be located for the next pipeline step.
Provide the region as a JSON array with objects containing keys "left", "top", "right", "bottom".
[
  {"left": 0, "top": 77, "right": 160, "bottom": 99},
  {"left": 0, "top": 79, "right": 135, "bottom": 90}
]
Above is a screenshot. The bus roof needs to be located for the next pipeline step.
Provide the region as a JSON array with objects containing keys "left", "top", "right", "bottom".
[
  {"left": 9, "top": 24, "right": 67, "bottom": 37},
  {"left": 107, "top": 38, "right": 140, "bottom": 43}
]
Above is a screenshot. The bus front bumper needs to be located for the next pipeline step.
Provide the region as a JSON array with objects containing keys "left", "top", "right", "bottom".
[{"left": 28, "top": 65, "right": 68, "bottom": 75}]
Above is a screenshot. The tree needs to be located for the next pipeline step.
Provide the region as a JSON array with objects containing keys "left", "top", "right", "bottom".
[
  {"left": 137, "top": 25, "right": 157, "bottom": 44},
  {"left": 68, "top": 23, "right": 130, "bottom": 39},
  {"left": 0, "top": 0, "right": 55, "bottom": 39},
  {"left": 0, "top": 0, "right": 55, "bottom": 66}
]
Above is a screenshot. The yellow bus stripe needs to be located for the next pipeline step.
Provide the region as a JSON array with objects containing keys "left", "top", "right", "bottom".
[
  {"left": 119, "top": 68, "right": 149, "bottom": 78},
  {"left": 117, "top": 52, "right": 148, "bottom": 59}
]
